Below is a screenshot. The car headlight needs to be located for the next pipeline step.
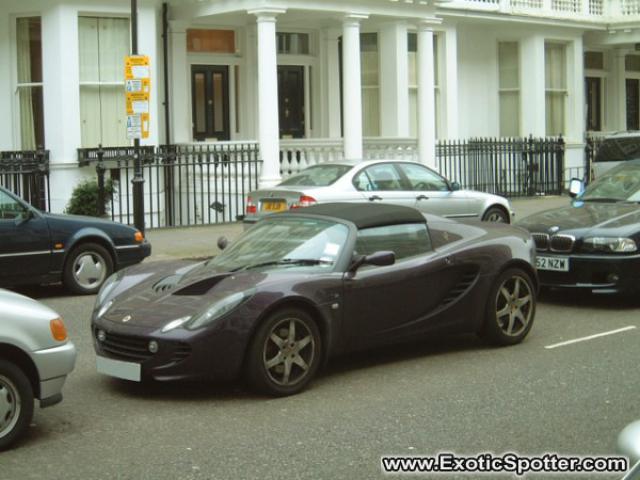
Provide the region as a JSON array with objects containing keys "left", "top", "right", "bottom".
[
  {"left": 582, "top": 237, "right": 638, "bottom": 253},
  {"left": 96, "top": 299, "right": 114, "bottom": 319},
  {"left": 97, "top": 271, "right": 123, "bottom": 305},
  {"left": 161, "top": 316, "right": 191, "bottom": 333},
  {"left": 187, "top": 290, "right": 255, "bottom": 330}
]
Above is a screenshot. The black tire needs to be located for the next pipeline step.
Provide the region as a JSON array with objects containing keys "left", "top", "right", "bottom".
[
  {"left": 0, "top": 359, "right": 34, "bottom": 451},
  {"left": 63, "top": 242, "right": 114, "bottom": 295},
  {"left": 482, "top": 206, "right": 510, "bottom": 223},
  {"left": 245, "top": 308, "right": 322, "bottom": 397},
  {"left": 480, "top": 268, "right": 536, "bottom": 346}
]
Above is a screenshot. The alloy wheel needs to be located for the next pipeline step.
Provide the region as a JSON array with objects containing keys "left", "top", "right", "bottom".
[
  {"left": 495, "top": 274, "right": 533, "bottom": 337},
  {"left": 263, "top": 317, "right": 316, "bottom": 387},
  {"left": 487, "top": 211, "right": 506, "bottom": 222},
  {"left": 73, "top": 252, "right": 107, "bottom": 290},
  {"left": 0, "top": 375, "right": 21, "bottom": 439}
]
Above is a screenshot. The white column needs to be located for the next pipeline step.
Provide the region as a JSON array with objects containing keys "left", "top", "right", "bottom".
[
  {"left": 169, "top": 21, "right": 190, "bottom": 144},
  {"left": 320, "top": 27, "right": 342, "bottom": 138},
  {"left": 379, "top": 21, "right": 409, "bottom": 137},
  {"left": 251, "top": 9, "right": 284, "bottom": 187},
  {"left": 0, "top": 9, "right": 12, "bottom": 149},
  {"left": 566, "top": 36, "right": 584, "bottom": 142},
  {"left": 443, "top": 26, "right": 459, "bottom": 139},
  {"left": 520, "top": 35, "right": 546, "bottom": 137},
  {"left": 342, "top": 14, "right": 367, "bottom": 160},
  {"left": 139, "top": 5, "right": 161, "bottom": 145},
  {"left": 42, "top": 5, "right": 81, "bottom": 164},
  {"left": 417, "top": 22, "right": 436, "bottom": 169}
]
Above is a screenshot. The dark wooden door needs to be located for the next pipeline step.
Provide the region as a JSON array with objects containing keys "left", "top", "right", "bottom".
[
  {"left": 278, "top": 66, "right": 305, "bottom": 138},
  {"left": 191, "top": 65, "right": 230, "bottom": 141},
  {"left": 585, "top": 77, "right": 601, "bottom": 132},
  {"left": 626, "top": 78, "right": 639, "bottom": 131}
]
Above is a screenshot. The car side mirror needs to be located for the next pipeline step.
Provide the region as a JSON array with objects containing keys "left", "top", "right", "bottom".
[
  {"left": 450, "top": 181, "right": 461, "bottom": 191},
  {"left": 348, "top": 250, "right": 396, "bottom": 277},
  {"left": 14, "top": 209, "right": 34, "bottom": 226},
  {"left": 568, "top": 178, "right": 584, "bottom": 198},
  {"left": 618, "top": 420, "right": 640, "bottom": 466},
  {"left": 217, "top": 236, "right": 228, "bottom": 251}
]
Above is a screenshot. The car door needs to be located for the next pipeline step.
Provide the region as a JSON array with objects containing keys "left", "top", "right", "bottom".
[
  {"left": 341, "top": 223, "right": 460, "bottom": 350},
  {"left": 351, "top": 163, "right": 415, "bottom": 207},
  {"left": 396, "top": 162, "right": 475, "bottom": 219},
  {"left": 0, "top": 189, "right": 51, "bottom": 283}
]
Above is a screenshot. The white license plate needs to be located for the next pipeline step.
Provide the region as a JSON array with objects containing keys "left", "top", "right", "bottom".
[
  {"left": 536, "top": 255, "right": 569, "bottom": 272},
  {"left": 96, "top": 355, "right": 141, "bottom": 382}
]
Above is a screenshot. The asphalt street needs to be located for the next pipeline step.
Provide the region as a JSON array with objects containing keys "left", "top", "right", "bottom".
[{"left": 2, "top": 196, "right": 638, "bottom": 480}]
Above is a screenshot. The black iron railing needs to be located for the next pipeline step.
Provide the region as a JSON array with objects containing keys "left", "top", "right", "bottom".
[
  {"left": 78, "top": 143, "right": 261, "bottom": 228},
  {"left": 584, "top": 134, "right": 605, "bottom": 184},
  {"left": 0, "top": 148, "right": 50, "bottom": 211},
  {"left": 437, "top": 136, "right": 565, "bottom": 197}
]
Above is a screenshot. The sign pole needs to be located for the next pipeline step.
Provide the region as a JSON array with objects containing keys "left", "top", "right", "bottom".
[{"left": 131, "top": 0, "right": 145, "bottom": 233}]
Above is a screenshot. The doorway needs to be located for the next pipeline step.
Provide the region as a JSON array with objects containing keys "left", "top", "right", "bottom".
[
  {"left": 191, "top": 65, "right": 230, "bottom": 141},
  {"left": 278, "top": 66, "right": 305, "bottom": 138}
]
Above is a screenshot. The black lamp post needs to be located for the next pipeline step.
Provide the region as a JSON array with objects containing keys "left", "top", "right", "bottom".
[{"left": 131, "top": 0, "right": 145, "bottom": 233}]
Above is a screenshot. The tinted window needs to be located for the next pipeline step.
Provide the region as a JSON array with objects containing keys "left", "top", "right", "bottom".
[
  {"left": 0, "top": 190, "right": 27, "bottom": 220},
  {"left": 355, "top": 223, "right": 431, "bottom": 261},
  {"left": 398, "top": 163, "right": 449, "bottom": 191},
  {"left": 279, "top": 164, "right": 352, "bottom": 187},
  {"left": 353, "top": 164, "right": 404, "bottom": 191}
]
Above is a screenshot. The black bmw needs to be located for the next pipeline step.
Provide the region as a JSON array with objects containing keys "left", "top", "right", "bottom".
[
  {"left": 518, "top": 160, "right": 640, "bottom": 294},
  {"left": 92, "top": 203, "right": 537, "bottom": 396},
  {"left": 0, "top": 186, "right": 151, "bottom": 294}
]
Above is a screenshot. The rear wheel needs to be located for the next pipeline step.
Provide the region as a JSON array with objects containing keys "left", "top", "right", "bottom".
[
  {"left": 482, "top": 206, "right": 510, "bottom": 223},
  {"left": 481, "top": 268, "right": 536, "bottom": 346},
  {"left": 0, "top": 359, "right": 34, "bottom": 451},
  {"left": 245, "top": 308, "right": 322, "bottom": 396},
  {"left": 63, "top": 242, "right": 113, "bottom": 295}
]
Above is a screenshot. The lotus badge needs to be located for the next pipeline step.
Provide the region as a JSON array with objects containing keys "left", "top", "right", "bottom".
[{"left": 122, "top": 315, "right": 132, "bottom": 323}]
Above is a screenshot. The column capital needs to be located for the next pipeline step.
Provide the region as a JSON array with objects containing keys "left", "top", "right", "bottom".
[
  {"left": 248, "top": 8, "right": 286, "bottom": 22},
  {"left": 416, "top": 17, "right": 442, "bottom": 31},
  {"left": 343, "top": 12, "right": 369, "bottom": 27}
]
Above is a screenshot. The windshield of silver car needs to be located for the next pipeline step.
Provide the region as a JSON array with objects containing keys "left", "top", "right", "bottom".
[{"left": 278, "top": 164, "right": 352, "bottom": 187}]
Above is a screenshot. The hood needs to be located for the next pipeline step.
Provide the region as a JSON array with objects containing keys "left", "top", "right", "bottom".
[
  {"left": 100, "top": 260, "right": 287, "bottom": 329},
  {"left": 517, "top": 201, "right": 640, "bottom": 237}
]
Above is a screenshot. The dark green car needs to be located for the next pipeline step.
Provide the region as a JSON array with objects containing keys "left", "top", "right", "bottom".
[{"left": 0, "top": 186, "right": 151, "bottom": 294}]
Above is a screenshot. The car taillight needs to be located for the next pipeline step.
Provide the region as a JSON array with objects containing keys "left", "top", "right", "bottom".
[
  {"left": 291, "top": 195, "right": 317, "bottom": 209},
  {"left": 246, "top": 197, "right": 257, "bottom": 214}
]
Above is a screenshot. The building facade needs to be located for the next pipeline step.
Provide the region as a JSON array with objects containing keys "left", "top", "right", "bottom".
[{"left": 1, "top": 0, "right": 640, "bottom": 213}]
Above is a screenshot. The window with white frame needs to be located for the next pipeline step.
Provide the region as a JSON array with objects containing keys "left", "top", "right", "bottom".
[
  {"left": 361, "top": 33, "right": 380, "bottom": 137},
  {"left": 545, "top": 43, "right": 567, "bottom": 136},
  {"left": 585, "top": 51, "right": 605, "bottom": 132},
  {"left": 16, "top": 17, "right": 44, "bottom": 150},
  {"left": 408, "top": 33, "right": 439, "bottom": 139},
  {"left": 78, "top": 17, "right": 130, "bottom": 148},
  {"left": 498, "top": 42, "right": 520, "bottom": 137}
]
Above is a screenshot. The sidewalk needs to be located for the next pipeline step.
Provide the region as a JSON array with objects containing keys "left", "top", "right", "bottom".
[{"left": 145, "top": 194, "right": 571, "bottom": 261}]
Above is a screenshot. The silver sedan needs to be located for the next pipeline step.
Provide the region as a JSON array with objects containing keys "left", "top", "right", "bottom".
[
  {"left": 0, "top": 289, "right": 76, "bottom": 450},
  {"left": 244, "top": 160, "right": 514, "bottom": 225}
]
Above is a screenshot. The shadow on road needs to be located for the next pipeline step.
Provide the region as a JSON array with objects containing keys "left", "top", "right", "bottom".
[{"left": 539, "top": 288, "right": 640, "bottom": 310}]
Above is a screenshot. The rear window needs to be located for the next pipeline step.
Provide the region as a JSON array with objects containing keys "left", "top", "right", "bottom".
[
  {"left": 279, "top": 164, "right": 352, "bottom": 186},
  {"left": 595, "top": 137, "right": 640, "bottom": 163}
]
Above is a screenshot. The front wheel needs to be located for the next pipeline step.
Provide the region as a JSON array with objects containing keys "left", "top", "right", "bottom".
[
  {"left": 63, "top": 243, "right": 113, "bottom": 295},
  {"left": 480, "top": 268, "right": 536, "bottom": 346},
  {"left": 0, "top": 359, "right": 34, "bottom": 451},
  {"left": 482, "top": 206, "right": 510, "bottom": 223},
  {"left": 245, "top": 308, "right": 322, "bottom": 396}
]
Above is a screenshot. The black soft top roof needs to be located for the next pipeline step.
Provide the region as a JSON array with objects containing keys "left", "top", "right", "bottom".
[{"left": 278, "top": 202, "right": 426, "bottom": 229}]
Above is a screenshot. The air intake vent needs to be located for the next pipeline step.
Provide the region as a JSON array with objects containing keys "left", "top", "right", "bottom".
[
  {"left": 152, "top": 274, "right": 183, "bottom": 294},
  {"left": 173, "top": 274, "right": 230, "bottom": 296},
  {"left": 531, "top": 233, "right": 549, "bottom": 251},
  {"left": 437, "top": 269, "right": 479, "bottom": 309},
  {"left": 550, "top": 234, "right": 575, "bottom": 253}
]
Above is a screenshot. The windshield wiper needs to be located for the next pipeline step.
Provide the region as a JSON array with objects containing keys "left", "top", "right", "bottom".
[
  {"left": 236, "top": 258, "right": 333, "bottom": 271},
  {"left": 582, "top": 197, "right": 626, "bottom": 203}
]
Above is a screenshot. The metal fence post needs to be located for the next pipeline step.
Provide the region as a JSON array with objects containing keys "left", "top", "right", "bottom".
[
  {"left": 557, "top": 134, "right": 565, "bottom": 194},
  {"left": 96, "top": 144, "right": 106, "bottom": 217}
]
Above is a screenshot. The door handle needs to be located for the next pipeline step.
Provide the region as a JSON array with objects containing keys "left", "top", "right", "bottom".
[
  {"left": 416, "top": 195, "right": 429, "bottom": 201},
  {"left": 369, "top": 195, "right": 382, "bottom": 201}
]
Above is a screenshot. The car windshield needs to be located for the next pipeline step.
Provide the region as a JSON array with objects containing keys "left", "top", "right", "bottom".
[
  {"left": 278, "top": 164, "right": 352, "bottom": 187},
  {"left": 581, "top": 162, "right": 640, "bottom": 202},
  {"left": 207, "top": 217, "right": 349, "bottom": 272}
]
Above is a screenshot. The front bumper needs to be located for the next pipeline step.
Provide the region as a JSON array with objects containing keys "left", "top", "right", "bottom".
[
  {"left": 536, "top": 251, "right": 640, "bottom": 293},
  {"left": 32, "top": 341, "right": 77, "bottom": 405},
  {"left": 91, "top": 316, "right": 250, "bottom": 383},
  {"left": 115, "top": 241, "right": 152, "bottom": 269}
]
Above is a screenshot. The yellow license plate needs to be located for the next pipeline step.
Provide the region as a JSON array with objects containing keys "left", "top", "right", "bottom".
[{"left": 261, "top": 201, "right": 287, "bottom": 212}]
